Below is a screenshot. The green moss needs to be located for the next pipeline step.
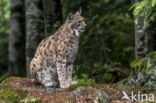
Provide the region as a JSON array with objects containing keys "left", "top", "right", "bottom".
[
  {"left": 68, "top": 81, "right": 96, "bottom": 91},
  {"left": 2, "top": 77, "right": 16, "bottom": 84},
  {"left": 0, "top": 86, "right": 27, "bottom": 103},
  {"left": 65, "top": 100, "right": 71, "bottom": 103},
  {"left": 117, "top": 78, "right": 156, "bottom": 94},
  {"left": 0, "top": 72, "right": 13, "bottom": 83},
  {"left": 117, "top": 79, "right": 132, "bottom": 91},
  {"left": 68, "top": 84, "right": 88, "bottom": 91},
  {"left": 20, "top": 98, "right": 41, "bottom": 103},
  {"left": 149, "top": 51, "right": 156, "bottom": 57},
  {"left": 140, "top": 101, "right": 155, "bottom": 103}
]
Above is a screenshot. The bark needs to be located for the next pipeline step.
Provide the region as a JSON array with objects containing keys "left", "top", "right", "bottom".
[
  {"left": 132, "top": 0, "right": 155, "bottom": 59},
  {"left": 134, "top": 15, "right": 156, "bottom": 59},
  {"left": 25, "top": 0, "right": 44, "bottom": 77},
  {"left": 42, "top": 0, "right": 62, "bottom": 36},
  {"left": 134, "top": 14, "right": 148, "bottom": 59},
  {"left": 9, "top": 0, "right": 26, "bottom": 76}
]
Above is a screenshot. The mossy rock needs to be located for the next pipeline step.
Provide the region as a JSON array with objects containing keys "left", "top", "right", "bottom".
[
  {"left": 0, "top": 86, "right": 27, "bottom": 103},
  {"left": 130, "top": 51, "right": 156, "bottom": 75},
  {"left": 69, "top": 87, "right": 110, "bottom": 103},
  {"left": 127, "top": 51, "right": 156, "bottom": 88},
  {"left": 117, "top": 79, "right": 132, "bottom": 91},
  {"left": 1, "top": 76, "right": 16, "bottom": 84}
]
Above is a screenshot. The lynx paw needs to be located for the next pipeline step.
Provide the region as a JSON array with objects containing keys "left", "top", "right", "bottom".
[
  {"left": 44, "top": 82, "right": 53, "bottom": 87},
  {"left": 69, "top": 81, "right": 77, "bottom": 85},
  {"left": 31, "top": 78, "right": 37, "bottom": 84},
  {"left": 60, "top": 81, "right": 70, "bottom": 88}
]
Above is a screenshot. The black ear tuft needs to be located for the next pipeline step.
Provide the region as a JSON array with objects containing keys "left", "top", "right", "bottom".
[{"left": 66, "top": 13, "right": 73, "bottom": 22}]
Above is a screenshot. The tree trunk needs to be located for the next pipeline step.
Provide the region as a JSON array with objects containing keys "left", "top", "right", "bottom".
[
  {"left": 132, "top": 0, "right": 146, "bottom": 59},
  {"left": 132, "top": 0, "right": 153, "bottom": 59},
  {"left": 9, "top": 0, "right": 26, "bottom": 76},
  {"left": 134, "top": 14, "right": 148, "bottom": 59},
  {"left": 25, "top": 0, "right": 44, "bottom": 77},
  {"left": 42, "top": 0, "right": 62, "bottom": 36}
]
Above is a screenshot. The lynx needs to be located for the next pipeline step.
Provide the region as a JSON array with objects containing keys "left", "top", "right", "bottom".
[{"left": 29, "top": 11, "right": 86, "bottom": 88}]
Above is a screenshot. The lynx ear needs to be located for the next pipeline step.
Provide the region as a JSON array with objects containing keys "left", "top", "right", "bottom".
[
  {"left": 76, "top": 12, "right": 80, "bottom": 15},
  {"left": 66, "top": 13, "right": 73, "bottom": 22},
  {"left": 76, "top": 7, "right": 82, "bottom": 15}
]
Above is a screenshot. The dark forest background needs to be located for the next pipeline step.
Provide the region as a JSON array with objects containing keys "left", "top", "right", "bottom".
[{"left": 0, "top": 0, "right": 155, "bottom": 84}]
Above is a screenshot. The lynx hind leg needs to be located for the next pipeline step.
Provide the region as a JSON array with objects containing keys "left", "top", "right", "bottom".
[
  {"left": 30, "top": 56, "right": 43, "bottom": 84},
  {"left": 30, "top": 60, "right": 37, "bottom": 83},
  {"left": 30, "top": 57, "right": 40, "bottom": 77},
  {"left": 36, "top": 66, "right": 58, "bottom": 87}
]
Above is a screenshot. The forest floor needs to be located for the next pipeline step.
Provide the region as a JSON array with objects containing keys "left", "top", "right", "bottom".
[{"left": 0, "top": 77, "right": 156, "bottom": 103}]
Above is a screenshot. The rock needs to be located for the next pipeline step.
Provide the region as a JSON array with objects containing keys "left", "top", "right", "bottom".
[
  {"left": 146, "top": 52, "right": 156, "bottom": 70},
  {"left": 69, "top": 87, "right": 110, "bottom": 103},
  {"left": 45, "top": 87, "right": 56, "bottom": 94},
  {"left": 128, "top": 72, "right": 148, "bottom": 86},
  {"left": 69, "top": 87, "right": 86, "bottom": 98},
  {"left": 93, "top": 89, "right": 110, "bottom": 103}
]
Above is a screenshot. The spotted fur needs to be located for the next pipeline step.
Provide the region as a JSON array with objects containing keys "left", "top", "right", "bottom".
[{"left": 29, "top": 12, "right": 86, "bottom": 88}]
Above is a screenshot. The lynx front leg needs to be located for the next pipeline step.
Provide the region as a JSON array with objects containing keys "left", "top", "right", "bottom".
[
  {"left": 56, "top": 60, "right": 69, "bottom": 88},
  {"left": 67, "top": 63, "right": 77, "bottom": 85}
]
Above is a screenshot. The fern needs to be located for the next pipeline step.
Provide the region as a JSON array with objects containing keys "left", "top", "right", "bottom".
[
  {"left": 130, "top": 58, "right": 146, "bottom": 74},
  {"left": 130, "top": 0, "right": 156, "bottom": 28}
]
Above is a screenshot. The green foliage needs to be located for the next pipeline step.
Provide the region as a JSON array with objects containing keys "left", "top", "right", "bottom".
[
  {"left": 20, "top": 98, "right": 41, "bottom": 103},
  {"left": 0, "top": 89, "right": 18, "bottom": 102},
  {"left": 130, "top": 58, "right": 146, "bottom": 74},
  {"left": 101, "top": 73, "right": 112, "bottom": 83},
  {"left": 73, "top": 73, "right": 96, "bottom": 86},
  {"left": 0, "top": 72, "right": 12, "bottom": 83},
  {"left": 0, "top": 0, "right": 10, "bottom": 75},
  {"left": 130, "top": 51, "right": 156, "bottom": 89},
  {"left": 145, "top": 80, "right": 156, "bottom": 90},
  {"left": 65, "top": 101, "right": 71, "bottom": 103},
  {"left": 140, "top": 101, "right": 155, "bottom": 103},
  {"left": 130, "top": 0, "right": 156, "bottom": 28},
  {"left": 148, "top": 51, "right": 156, "bottom": 56},
  {"left": 0, "top": 0, "right": 10, "bottom": 34},
  {"left": 69, "top": 73, "right": 96, "bottom": 91},
  {"left": 0, "top": 87, "right": 27, "bottom": 103},
  {"left": 142, "top": 101, "right": 155, "bottom": 103}
]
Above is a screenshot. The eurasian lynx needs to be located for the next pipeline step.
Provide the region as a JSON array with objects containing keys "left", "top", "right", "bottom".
[{"left": 30, "top": 11, "right": 86, "bottom": 88}]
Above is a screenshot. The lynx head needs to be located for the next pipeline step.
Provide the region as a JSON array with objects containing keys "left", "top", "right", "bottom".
[{"left": 66, "top": 11, "right": 86, "bottom": 37}]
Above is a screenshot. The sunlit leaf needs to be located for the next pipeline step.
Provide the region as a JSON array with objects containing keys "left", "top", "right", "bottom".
[{"left": 152, "top": 0, "right": 156, "bottom": 7}]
